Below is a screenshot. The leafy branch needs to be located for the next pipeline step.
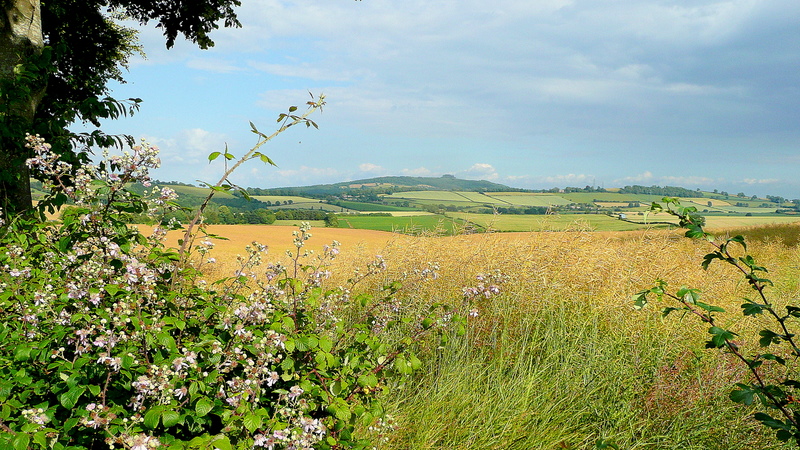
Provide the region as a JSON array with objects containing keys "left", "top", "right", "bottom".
[
  {"left": 176, "top": 93, "right": 326, "bottom": 265},
  {"left": 636, "top": 197, "right": 800, "bottom": 444}
]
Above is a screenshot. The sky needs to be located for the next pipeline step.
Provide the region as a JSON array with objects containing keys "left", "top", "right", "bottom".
[{"left": 91, "top": 0, "right": 800, "bottom": 198}]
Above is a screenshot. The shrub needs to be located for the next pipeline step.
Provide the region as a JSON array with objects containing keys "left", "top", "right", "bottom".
[
  {"left": 635, "top": 197, "right": 800, "bottom": 445},
  {"left": 0, "top": 103, "right": 471, "bottom": 449}
]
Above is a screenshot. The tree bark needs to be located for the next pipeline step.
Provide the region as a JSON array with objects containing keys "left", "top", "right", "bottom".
[{"left": 0, "top": 0, "right": 44, "bottom": 214}]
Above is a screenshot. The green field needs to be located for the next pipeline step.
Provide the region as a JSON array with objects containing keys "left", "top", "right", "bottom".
[
  {"left": 251, "top": 195, "right": 322, "bottom": 204},
  {"left": 336, "top": 214, "right": 466, "bottom": 234},
  {"left": 488, "top": 192, "right": 572, "bottom": 207},
  {"left": 560, "top": 192, "right": 665, "bottom": 204},
  {"left": 383, "top": 191, "right": 473, "bottom": 202},
  {"left": 334, "top": 201, "right": 416, "bottom": 212},
  {"left": 451, "top": 212, "right": 663, "bottom": 232}
]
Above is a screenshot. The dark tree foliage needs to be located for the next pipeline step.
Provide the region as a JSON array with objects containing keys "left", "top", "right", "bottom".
[
  {"left": 0, "top": 0, "right": 241, "bottom": 213},
  {"left": 618, "top": 185, "right": 700, "bottom": 198}
]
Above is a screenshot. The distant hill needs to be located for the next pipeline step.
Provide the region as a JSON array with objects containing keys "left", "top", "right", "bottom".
[{"left": 247, "top": 175, "right": 523, "bottom": 197}]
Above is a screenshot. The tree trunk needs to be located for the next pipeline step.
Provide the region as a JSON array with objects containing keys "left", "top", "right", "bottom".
[{"left": 0, "top": 0, "right": 44, "bottom": 214}]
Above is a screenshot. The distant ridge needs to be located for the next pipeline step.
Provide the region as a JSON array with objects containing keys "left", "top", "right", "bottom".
[{"left": 249, "top": 175, "right": 524, "bottom": 196}]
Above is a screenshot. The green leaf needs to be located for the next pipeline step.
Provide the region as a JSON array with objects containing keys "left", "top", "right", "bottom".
[
  {"left": 632, "top": 292, "right": 648, "bottom": 309},
  {"left": 12, "top": 433, "right": 30, "bottom": 450},
  {"left": 33, "top": 430, "right": 47, "bottom": 447},
  {"left": 759, "top": 330, "right": 780, "bottom": 347},
  {"left": 195, "top": 398, "right": 214, "bottom": 417},
  {"left": 258, "top": 153, "right": 276, "bottom": 166},
  {"left": 742, "top": 302, "right": 766, "bottom": 316},
  {"left": 730, "top": 387, "right": 755, "bottom": 405},
  {"left": 754, "top": 412, "right": 789, "bottom": 430},
  {"left": 210, "top": 436, "right": 232, "bottom": 450},
  {"left": 707, "top": 326, "right": 737, "bottom": 348},
  {"left": 144, "top": 406, "right": 162, "bottom": 429},
  {"left": 244, "top": 414, "right": 262, "bottom": 432},
  {"left": 318, "top": 337, "right": 333, "bottom": 353},
  {"left": 161, "top": 410, "right": 180, "bottom": 428},
  {"left": 59, "top": 385, "right": 85, "bottom": 409},
  {"left": 696, "top": 302, "right": 725, "bottom": 313},
  {"left": 156, "top": 332, "right": 177, "bottom": 353},
  {"left": 208, "top": 151, "right": 221, "bottom": 162}
]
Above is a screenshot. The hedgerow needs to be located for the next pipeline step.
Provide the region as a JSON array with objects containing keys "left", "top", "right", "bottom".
[{"left": 0, "top": 100, "right": 488, "bottom": 450}]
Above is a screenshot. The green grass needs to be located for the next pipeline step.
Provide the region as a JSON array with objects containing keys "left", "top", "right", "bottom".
[
  {"left": 559, "top": 192, "right": 665, "bottom": 204},
  {"left": 383, "top": 191, "right": 475, "bottom": 202},
  {"left": 336, "top": 214, "right": 465, "bottom": 234},
  {"left": 251, "top": 195, "right": 321, "bottom": 204},
  {"left": 383, "top": 298, "right": 780, "bottom": 449},
  {"left": 488, "top": 193, "right": 572, "bottom": 207},
  {"left": 334, "top": 201, "right": 416, "bottom": 212}
]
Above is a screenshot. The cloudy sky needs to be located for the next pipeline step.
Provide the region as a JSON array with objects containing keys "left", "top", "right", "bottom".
[{"left": 94, "top": 0, "right": 800, "bottom": 197}]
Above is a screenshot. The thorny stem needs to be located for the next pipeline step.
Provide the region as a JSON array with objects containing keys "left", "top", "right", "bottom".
[
  {"left": 712, "top": 241, "right": 800, "bottom": 357},
  {"left": 662, "top": 204, "right": 800, "bottom": 433},
  {"left": 176, "top": 96, "right": 325, "bottom": 274},
  {"left": 666, "top": 290, "right": 800, "bottom": 431}
]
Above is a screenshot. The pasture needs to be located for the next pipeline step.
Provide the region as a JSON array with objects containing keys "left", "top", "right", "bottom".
[{"left": 171, "top": 223, "right": 800, "bottom": 449}]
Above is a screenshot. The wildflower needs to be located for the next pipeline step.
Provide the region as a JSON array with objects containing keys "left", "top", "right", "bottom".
[{"left": 288, "top": 385, "right": 304, "bottom": 399}]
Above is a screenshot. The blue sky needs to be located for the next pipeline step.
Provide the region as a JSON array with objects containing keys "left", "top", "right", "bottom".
[{"left": 92, "top": 0, "right": 800, "bottom": 198}]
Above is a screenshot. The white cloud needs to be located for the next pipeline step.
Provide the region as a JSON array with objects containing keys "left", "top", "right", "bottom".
[
  {"left": 660, "top": 175, "right": 719, "bottom": 186},
  {"left": 615, "top": 172, "right": 654, "bottom": 184},
  {"left": 275, "top": 166, "right": 341, "bottom": 180},
  {"left": 743, "top": 178, "right": 780, "bottom": 185},
  {"left": 540, "top": 173, "right": 593, "bottom": 185},
  {"left": 358, "top": 163, "right": 386, "bottom": 173},
  {"left": 249, "top": 61, "right": 357, "bottom": 82},
  {"left": 459, "top": 163, "right": 499, "bottom": 180}
]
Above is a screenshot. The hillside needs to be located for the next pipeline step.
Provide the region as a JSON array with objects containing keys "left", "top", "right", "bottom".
[{"left": 247, "top": 175, "right": 522, "bottom": 197}]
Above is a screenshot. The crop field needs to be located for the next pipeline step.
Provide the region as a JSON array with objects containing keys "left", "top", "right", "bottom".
[
  {"left": 385, "top": 211, "right": 436, "bottom": 217},
  {"left": 451, "top": 212, "right": 663, "bottom": 232},
  {"left": 383, "top": 191, "right": 473, "bottom": 202},
  {"left": 250, "top": 195, "right": 321, "bottom": 204},
  {"left": 333, "top": 200, "right": 414, "bottom": 211},
  {"left": 336, "top": 214, "right": 466, "bottom": 234},
  {"left": 488, "top": 192, "right": 572, "bottom": 207},
  {"left": 165, "top": 223, "right": 800, "bottom": 448},
  {"left": 560, "top": 192, "right": 665, "bottom": 203},
  {"left": 703, "top": 215, "right": 800, "bottom": 229},
  {"left": 451, "top": 191, "right": 509, "bottom": 204}
]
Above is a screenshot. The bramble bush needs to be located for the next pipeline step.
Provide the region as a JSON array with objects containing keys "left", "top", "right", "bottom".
[
  {"left": 635, "top": 198, "right": 800, "bottom": 446},
  {"left": 0, "top": 99, "right": 482, "bottom": 449}
]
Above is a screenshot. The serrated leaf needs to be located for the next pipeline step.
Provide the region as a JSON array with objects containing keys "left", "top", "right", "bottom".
[
  {"left": 210, "top": 436, "right": 233, "bottom": 450},
  {"left": 12, "top": 433, "right": 30, "bottom": 450},
  {"left": 161, "top": 410, "right": 180, "bottom": 427},
  {"left": 59, "top": 385, "right": 85, "bottom": 409},
  {"left": 742, "top": 302, "right": 766, "bottom": 316},
  {"left": 144, "top": 407, "right": 162, "bottom": 429},
  {"left": 243, "top": 414, "right": 262, "bottom": 432},
  {"left": 195, "top": 398, "right": 213, "bottom": 417},
  {"left": 759, "top": 330, "right": 780, "bottom": 347},
  {"left": 696, "top": 302, "right": 725, "bottom": 313},
  {"left": 730, "top": 388, "right": 755, "bottom": 405},
  {"left": 754, "top": 412, "right": 788, "bottom": 430}
]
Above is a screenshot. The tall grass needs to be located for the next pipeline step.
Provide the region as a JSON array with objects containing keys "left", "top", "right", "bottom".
[{"left": 194, "top": 224, "right": 800, "bottom": 449}]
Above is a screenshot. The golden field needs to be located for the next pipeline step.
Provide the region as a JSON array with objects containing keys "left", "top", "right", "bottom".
[{"left": 137, "top": 223, "right": 800, "bottom": 447}]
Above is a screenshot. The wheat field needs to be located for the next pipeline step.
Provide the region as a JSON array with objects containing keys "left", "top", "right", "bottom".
[{"left": 143, "top": 223, "right": 800, "bottom": 448}]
